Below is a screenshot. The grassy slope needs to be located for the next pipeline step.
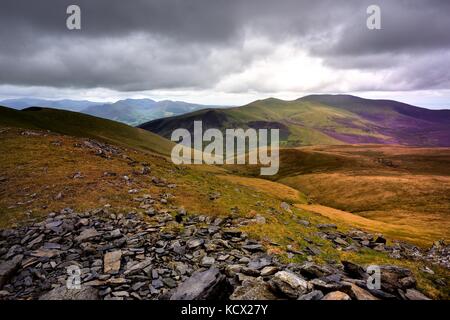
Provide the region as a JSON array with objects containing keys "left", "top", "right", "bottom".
[
  {"left": 0, "top": 106, "right": 174, "bottom": 156},
  {"left": 228, "top": 145, "right": 450, "bottom": 246},
  {"left": 0, "top": 107, "right": 449, "bottom": 298},
  {"left": 0, "top": 125, "right": 448, "bottom": 298}
]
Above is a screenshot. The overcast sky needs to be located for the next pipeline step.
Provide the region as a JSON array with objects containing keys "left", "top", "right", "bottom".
[{"left": 0, "top": 0, "right": 449, "bottom": 108}]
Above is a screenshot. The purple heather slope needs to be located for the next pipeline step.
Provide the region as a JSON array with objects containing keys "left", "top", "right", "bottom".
[{"left": 300, "top": 95, "right": 450, "bottom": 147}]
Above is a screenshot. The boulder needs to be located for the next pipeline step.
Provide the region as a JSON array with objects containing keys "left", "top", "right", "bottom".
[
  {"left": 322, "top": 291, "right": 351, "bottom": 300},
  {"left": 260, "top": 266, "right": 278, "bottom": 277},
  {"left": 299, "top": 262, "right": 334, "bottom": 279},
  {"left": 379, "top": 265, "right": 415, "bottom": 293},
  {"left": 230, "top": 278, "right": 278, "bottom": 300},
  {"left": 342, "top": 261, "right": 367, "bottom": 279},
  {"left": 343, "top": 282, "right": 379, "bottom": 300},
  {"left": 269, "top": 271, "right": 310, "bottom": 299},
  {"left": 170, "top": 268, "right": 230, "bottom": 300},
  {"left": 39, "top": 286, "right": 99, "bottom": 300},
  {"left": 404, "top": 289, "right": 431, "bottom": 300}
]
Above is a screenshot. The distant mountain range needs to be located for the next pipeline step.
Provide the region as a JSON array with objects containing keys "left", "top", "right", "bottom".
[
  {"left": 0, "top": 98, "right": 225, "bottom": 126},
  {"left": 0, "top": 98, "right": 103, "bottom": 112},
  {"left": 139, "top": 94, "right": 450, "bottom": 147}
]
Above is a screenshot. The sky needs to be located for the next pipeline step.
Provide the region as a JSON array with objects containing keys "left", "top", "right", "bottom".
[{"left": 0, "top": 0, "right": 449, "bottom": 109}]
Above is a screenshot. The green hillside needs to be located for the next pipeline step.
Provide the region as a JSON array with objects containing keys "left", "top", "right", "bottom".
[
  {"left": 140, "top": 95, "right": 450, "bottom": 147},
  {"left": 140, "top": 97, "right": 391, "bottom": 146},
  {"left": 0, "top": 106, "right": 174, "bottom": 156}
]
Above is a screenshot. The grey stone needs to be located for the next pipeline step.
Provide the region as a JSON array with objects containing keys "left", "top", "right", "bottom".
[
  {"left": 39, "top": 286, "right": 99, "bottom": 300},
  {"left": 75, "top": 228, "right": 100, "bottom": 242},
  {"left": 298, "top": 290, "right": 324, "bottom": 300},
  {"left": 201, "top": 256, "right": 215, "bottom": 267},
  {"left": 162, "top": 278, "right": 178, "bottom": 288},
  {"left": 124, "top": 258, "right": 152, "bottom": 275},
  {"left": 405, "top": 289, "right": 431, "bottom": 300},
  {"left": 104, "top": 250, "right": 122, "bottom": 274},
  {"left": 230, "top": 278, "right": 278, "bottom": 300},
  {"left": 280, "top": 202, "right": 292, "bottom": 213},
  {"left": 260, "top": 266, "right": 278, "bottom": 277},
  {"left": 242, "top": 244, "right": 264, "bottom": 252},
  {"left": 170, "top": 268, "right": 230, "bottom": 300},
  {"left": 186, "top": 239, "right": 204, "bottom": 250},
  {"left": 0, "top": 255, "right": 23, "bottom": 289},
  {"left": 269, "top": 271, "right": 310, "bottom": 299}
]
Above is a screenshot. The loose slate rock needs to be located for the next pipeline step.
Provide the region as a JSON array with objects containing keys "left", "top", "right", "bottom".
[
  {"left": 0, "top": 255, "right": 23, "bottom": 289},
  {"left": 269, "top": 271, "right": 309, "bottom": 299},
  {"left": 170, "top": 268, "right": 229, "bottom": 300},
  {"left": 344, "top": 282, "right": 379, "bottom": 300},
  {"left": 405, "top": 289, "right": 431, "bottom": 300},
  {"left": 123, "top": 258, "right": 152, "bottom": 275},
  {"left": 230, "top": 278, "right": 278, "bottom": 300},
  {"left": 298, "top": 290, "right": 324, "bottom": 300},
  {"left": 39, "top": 286, "right": 99, "bottom": 300},
  {"left": 75, "top": 228, "right": 100, "bottom": 242},
  {"left": 104, "top": 250, "right": 122, "bottom": 274},
  {"left": 186, "top": 239, "right": 204, "bottom": 250}
]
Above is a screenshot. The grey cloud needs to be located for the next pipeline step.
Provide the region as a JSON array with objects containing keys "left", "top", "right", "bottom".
[{"left": 0, "top": 0, "right": 449, "bottom": 92}]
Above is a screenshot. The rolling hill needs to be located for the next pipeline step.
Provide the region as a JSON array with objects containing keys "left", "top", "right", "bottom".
[
  {"left": 1, "top": 98, "right": 226, "bottom": 126},
  {"left": 139, "top": 95, "right": 450, "bottom": 147},
  {"left": 0, "top": 106, "right": 173, "bottom": 156}
]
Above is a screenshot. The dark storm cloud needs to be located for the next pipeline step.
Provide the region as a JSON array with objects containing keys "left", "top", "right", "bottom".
[{"left": 0, "top": 0, "right": 449, "bottom": 92}]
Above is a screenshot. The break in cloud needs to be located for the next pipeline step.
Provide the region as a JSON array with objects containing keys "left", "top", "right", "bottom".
[{"left": 0, "top": 0, "right": 449, "bottom": 107}]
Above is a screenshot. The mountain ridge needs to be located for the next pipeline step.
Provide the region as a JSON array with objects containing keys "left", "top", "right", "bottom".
[
  {"left": 0, "top": 98, "right": 227, "bottom": 126},
  {"left": 139, "top": 94, "right": 450, "bottom": 147}
]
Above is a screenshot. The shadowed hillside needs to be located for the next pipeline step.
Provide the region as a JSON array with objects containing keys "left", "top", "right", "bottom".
[{"left": 0, "top": 106, "right": 174, "bottom": 156}]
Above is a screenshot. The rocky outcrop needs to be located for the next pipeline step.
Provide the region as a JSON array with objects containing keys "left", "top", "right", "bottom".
[{"left": 0, "top": 207, "right": 435, "bottom": 301}]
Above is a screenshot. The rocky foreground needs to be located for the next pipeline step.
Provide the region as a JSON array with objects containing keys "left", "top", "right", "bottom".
[{"left": 1, "top": 203, "right": 445, "bottom": 301}]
